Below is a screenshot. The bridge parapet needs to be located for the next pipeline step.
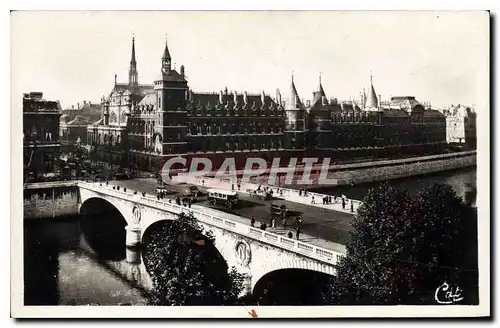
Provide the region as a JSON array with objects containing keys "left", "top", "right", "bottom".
[{"left": 77, "top": 181, "right": 346, "bottom": 265}]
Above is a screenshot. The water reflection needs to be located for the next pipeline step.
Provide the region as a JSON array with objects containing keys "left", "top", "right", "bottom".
[{"left": 23, "top": 217, "right": 147, "bottom": 306}]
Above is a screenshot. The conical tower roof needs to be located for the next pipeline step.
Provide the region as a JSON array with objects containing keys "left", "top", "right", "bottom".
[
  {"left": 286, "top": 75, "right": 303, "bottom": 110},
  {"left": 162, "top": 36, "right": 171, "bottom": 62},
  {"left": 312, "top": 74, "right": 326, "bottom": 107},
  {"left": 366, "top": 72, "right": 378, "bottom": 109}
]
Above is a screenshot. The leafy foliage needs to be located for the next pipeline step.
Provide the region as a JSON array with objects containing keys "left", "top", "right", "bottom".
[
  {"left": 143, "top": 212, "right": 245, "bottom": 305},
  {"left": 323, "top": 182, "right": 478, "bottom": 305}
]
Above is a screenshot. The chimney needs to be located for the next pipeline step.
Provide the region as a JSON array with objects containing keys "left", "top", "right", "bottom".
[
  {"left": 243, "top": 91, "right": 248, "bottom": 105},
  {"left": 233, "top": 90, "right": 237, "bottom": 103},
  {"left": 261, "top": 91, "right": 265, "bottom": 104},
  {"left": 276, "top": 89, "right": 281, "bottom": 105},
  {"left": 378, "top": 94, "right": 382, "bottom": 109},
  {"left": 77, "top": 102, "right": 80, "bottom": 109},
  {"left": 180, "top": 65, "right": 185, "bottom": 77},
  {"left": 83, "top": 100, "right": 86, "bottom": 105},
  {"left": 219, "top": 90, "right": 224, "bottom": 104}
]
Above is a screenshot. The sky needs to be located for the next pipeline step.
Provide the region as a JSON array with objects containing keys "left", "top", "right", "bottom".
[{"left": 11, "top": 11, "right": 489, "bottom": 110}]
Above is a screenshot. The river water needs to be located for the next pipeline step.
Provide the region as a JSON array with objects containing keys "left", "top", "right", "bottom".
[
  {"left": 23, "top": 167, "right": 477, "bottom": 306},
  {"left": 320, "top": 167, "right": 477, "bottom": 207}
]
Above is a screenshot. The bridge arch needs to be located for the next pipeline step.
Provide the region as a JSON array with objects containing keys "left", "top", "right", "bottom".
[
  {"left": 251, "top": 258, "right": 336, "bottom": 292},
  {"left": 79, "top": 197, "right": 129, "bottom": 260},
  {"left": 251, "top": 258, "right": 336, "bottom": 305}
]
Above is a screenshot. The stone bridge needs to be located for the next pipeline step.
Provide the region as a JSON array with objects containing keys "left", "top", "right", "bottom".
[{"left": 77, "top": 181, "right": 345, "bottom": 294}]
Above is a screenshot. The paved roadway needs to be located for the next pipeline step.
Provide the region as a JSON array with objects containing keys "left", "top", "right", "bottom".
[{"left": 107, "top": 178, "right": 354, "bottom": 246}]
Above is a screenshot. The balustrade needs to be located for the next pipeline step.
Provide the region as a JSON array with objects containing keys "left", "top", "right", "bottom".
[{"left": 78, "top": 181, "right": 345, "bottom": 264}]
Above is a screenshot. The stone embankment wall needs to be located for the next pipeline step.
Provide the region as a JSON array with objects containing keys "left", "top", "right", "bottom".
[
  {"left": 23, "top": 181, "right": 80, "bottom": 219},
  {"left": 332, "top": 153, "right": 476, "bottom": 187}
]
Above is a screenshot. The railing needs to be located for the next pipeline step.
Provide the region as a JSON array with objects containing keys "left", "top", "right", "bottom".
[{"left": 77, "top": 181, "right": 345, "bottom": 265}]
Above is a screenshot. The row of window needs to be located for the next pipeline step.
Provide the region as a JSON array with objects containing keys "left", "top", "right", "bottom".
[{"left": 187, "top": 123, "right": 283, "bottom": 135}]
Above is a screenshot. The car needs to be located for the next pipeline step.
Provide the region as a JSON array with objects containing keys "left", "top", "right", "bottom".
[
  {"left": 94, "top": 174, "right": 107, "bottom": 181},
  {"left": 113, "top": 171, "right": 130, "bottom": 180},
  {"left": 156, "top": 186, "right": 171, "bottom": 194}
]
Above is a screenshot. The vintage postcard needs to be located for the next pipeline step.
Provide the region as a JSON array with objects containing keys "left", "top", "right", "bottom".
[{"left": 10, "top": 10, "right": 490, "bottom": 318}]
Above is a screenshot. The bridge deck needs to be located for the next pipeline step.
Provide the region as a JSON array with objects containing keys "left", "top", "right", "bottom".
[{"left": 106, "top": 178, "right": 352, "bottom": 252}]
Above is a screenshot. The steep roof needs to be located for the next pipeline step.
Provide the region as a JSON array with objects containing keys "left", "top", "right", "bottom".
[
  {"left": 190, "top": 92, "right": 275, "bottom": 108},
  {"left": 382, "top": 109, "right": 410, "bottom": 118},
  {"left": 67, "top": 115, "right": 92, "bottom": 126},
  {"left": 424, "top": 109, "right": 446, "bottom": 118},
  {"left": 137, "top": 92, "right": 156, "bottom": 106}
]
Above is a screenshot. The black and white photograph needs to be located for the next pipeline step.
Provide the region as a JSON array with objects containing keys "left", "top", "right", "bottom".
[{"left": 10, "top": 9, "right": 490, "bottom": 318}]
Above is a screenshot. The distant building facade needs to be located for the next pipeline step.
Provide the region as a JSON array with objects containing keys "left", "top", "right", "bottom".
[
  {"left": 443, "top": 105, "right": 477, "bottom": 148},
  {"left": 60, "top": 100, "right": 102, "bottom": 145},
  {"left": 86, "top": 37, "right": 448, "bottom": 172},
  {"left": 23, "top": 92, "right": 62, "bottom": 181}
]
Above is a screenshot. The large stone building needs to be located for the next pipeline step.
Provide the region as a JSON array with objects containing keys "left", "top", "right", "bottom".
[
  {"left": 60, "top": 100, "right": 102, "bottom": 145},
  {"left": 23, "top": 92, "right": 62, "bottom": 181},
  {"left": 87, "top": 37, "right": 448, "bottom": 172}
]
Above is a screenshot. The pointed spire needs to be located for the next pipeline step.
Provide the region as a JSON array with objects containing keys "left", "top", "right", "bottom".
[
  {"left": 161, "top": 34, "right": 172, "bottom": 73},
  {"left": 287, "top": 74, "right": 302, "bottom": 110},
  {"left": 162, "top": 34, "right": 171, "bottom": 62},
  {"left": 129, "top": 34, "right": 138, "bottom": 87},
  {"left": 317, "top": 72, "right": 326, "bottom": 97},
  {"left": 366, "top": 71, "right": 378, "bottom": 109},
  {"left": 130, "top": 34, "right": 136, "bottom": 64}
]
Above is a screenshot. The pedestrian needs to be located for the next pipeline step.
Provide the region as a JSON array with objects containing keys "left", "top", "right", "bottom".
[
  {"left": 342, "top": 198, "right": 346, "bottom": 209},
  {"left": 334, "top": 195, "right": 337, "bottom": 202},
  {"left": 112, "top": 186, "right": 116, "bottom": 190},
  {"left": 287, "top": 231, "right": 293, "bottom": 239},
  {"left": 133, "top": 191, "right": 137, "bottom": 195},
  {"left": 296, "top": 227, "right": 301, "bottom": 240},
  {"left": 260, "top": 223, "right": 267, "bottom": 231},
  {"left": 237, "top": 183, "right": 241, "bottom": 191},
  {"left": 351, "top": 201, "right": 354, "bottom": 213},
  {"left": 271, "top": 217, "right": 276, "bottom": 228},
  {"left": 328, "top": 195, "right": 332, "bottom": 204},
  {"left": 296, "top": 216, "right": 302, "bottom": 226},
  {"left": 322, "top": 196, "right": 326, "bottom": 205},
  {"left": 311, "top": 195, "right": 315, "bottom": 204},
  {"left": 251, "top": 217, "right": 255, "bottom": 227},
  {"left": 99, "top": 183, "right": 102, "bottom": 187},
  {"left": 124, "top": 188, "right": 126, "bottom": 192},
  {"left": 232, "top": 184, "right": 235, "bottom": 191},
  {"left": 299, "top": 189, "right": 302, "bottom": 196},
  {"left": 106, "top": 181, "right": 108, "bottom": 186}
]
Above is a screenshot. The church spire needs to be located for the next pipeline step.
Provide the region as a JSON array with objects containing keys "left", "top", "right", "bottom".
[
  {"left": 130, "top": 35, "right": 136, "bottom": 64},
  {"left": 129, "top": 35, "right": 138, "bottom": 88},
  {"left": 162, "top": 34, "right": 172, "bottom": 73}
]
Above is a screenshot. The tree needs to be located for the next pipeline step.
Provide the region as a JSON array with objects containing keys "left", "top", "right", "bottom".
[
  {"left": 322, "top": 182, "right": 478, "bottom": 305},
  {"left": 143, "top": 212, "right": 245, "bottom": 305}
]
